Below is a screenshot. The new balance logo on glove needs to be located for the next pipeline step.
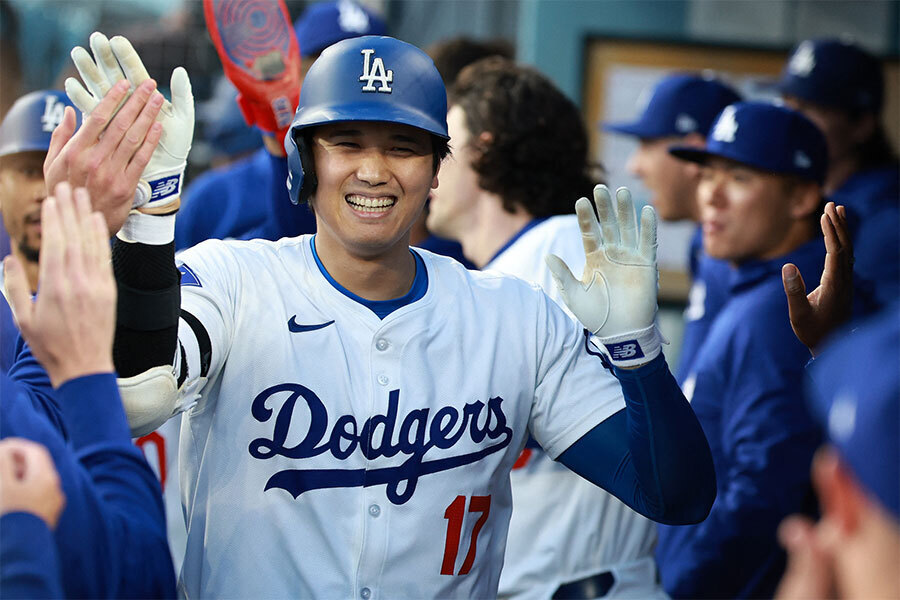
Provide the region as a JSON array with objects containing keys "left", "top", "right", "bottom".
[
  {"left": 607, "top": 340, "right": 644, "bottom": 361},
  {"left": 149, "top": 175, "right": 181, "bottom": 201}
]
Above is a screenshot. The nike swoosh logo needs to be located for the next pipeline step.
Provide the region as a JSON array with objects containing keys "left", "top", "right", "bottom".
[{"left": 288, "top": 316, "right": 335, "bottom": 333}]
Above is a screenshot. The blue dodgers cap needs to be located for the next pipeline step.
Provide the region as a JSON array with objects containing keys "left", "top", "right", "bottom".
[
  {"left": 0, "top": 90, "right": 80, "bottom": 159},
  {"left": 776, "top": 38, "right": 883, "bottom": 113},
  {"left": 603, "top": 73, "right": 741, "bottom": 139},
  {"left": 295, "top": 0, "right": 387, "bottom": 58},
  {"left": 669, "top": 101, "right": 828, "bottom": 185},
  {"left": 807, "top": 304, "right": 900, "bottom": 520}
]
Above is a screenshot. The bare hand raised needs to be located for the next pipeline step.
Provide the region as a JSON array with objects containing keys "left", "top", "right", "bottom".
[
  {"left": 4, "top": 184, "right": 116, "bottom": 388},
  {"left": 781, "top": 202, "right": 853, "bottom": 356}
]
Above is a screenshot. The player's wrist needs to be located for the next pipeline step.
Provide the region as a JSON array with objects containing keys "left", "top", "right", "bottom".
[
  {"left": 117, "top": 211, "right": 176, "bottom": 245},
  {"left": 593, "top": 323, "right": 666, "bottom": 368}
]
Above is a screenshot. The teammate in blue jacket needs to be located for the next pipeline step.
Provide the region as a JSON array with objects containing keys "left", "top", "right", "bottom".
[
  {"left": 656, "top": 102, "right": 831, "bottom": 598},
  {"left": 1, "top": 183, "right": 175, "bottom": 598},
  {"left": 776, "top": 38, "right": 899, "bottom": 313},
  {"left": 603, "top": 74, "right": 740, "bottom": 383}
]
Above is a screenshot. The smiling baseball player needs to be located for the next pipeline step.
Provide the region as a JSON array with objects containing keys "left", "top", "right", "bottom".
[{"left": 51, "top": 32, "right": 715, "bottom": 598}]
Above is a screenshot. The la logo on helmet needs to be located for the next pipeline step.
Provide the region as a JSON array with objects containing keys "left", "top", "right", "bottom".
[{"left": 359, "top": 49, "right": 393, "bottom": 93}]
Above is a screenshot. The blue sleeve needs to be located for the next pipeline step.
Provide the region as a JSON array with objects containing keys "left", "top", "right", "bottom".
[
  {"left": 5, "top": 338, "right": 66, "bottom": 438},
  {"left": 557, "top": 353, "right": 716, "bottom": 525},
  {"left": 0, "top": 513, "right": 63, "bottom": 599},
  {"left": 1, "top": 367, "right": 176, "bottom": 598}
]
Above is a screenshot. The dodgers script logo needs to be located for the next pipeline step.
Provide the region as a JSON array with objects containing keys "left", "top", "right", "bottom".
[
  {"left": 360, "top": 48, "right": 393, "bottom": 93},
  {"left": 249, "top": 384, "right": 512, "bottom": 504}
]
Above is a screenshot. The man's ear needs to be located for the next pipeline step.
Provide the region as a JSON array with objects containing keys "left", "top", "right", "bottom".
[
  {"left": 813, "top": 446, "right": 865, "bottom": 537},
  {"left": 432, "top": 162, "right": 440, "bottom": 190},
  {"left": 789, "top": 180, "right": 822, "bottom": 220}
]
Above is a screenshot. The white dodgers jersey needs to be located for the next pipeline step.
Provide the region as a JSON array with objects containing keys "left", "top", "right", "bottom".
[
  {"left": 487, "top": 216, "right": 664, "bottom": 600},
  {"left": 171, "top": 235, "right": 625, "bottom": 599}
]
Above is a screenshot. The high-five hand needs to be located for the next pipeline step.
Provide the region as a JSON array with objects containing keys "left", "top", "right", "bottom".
[
  {"left": 547, "top": 184, "right": 663, "bottom": 368},
  {"left": 65, "top": 32, "right": 194, "bottom": 216}
]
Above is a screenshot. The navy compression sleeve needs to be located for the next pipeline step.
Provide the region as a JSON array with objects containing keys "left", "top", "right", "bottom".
[{"left": 558, "top": 353, "right": 716, "bottom": 525}]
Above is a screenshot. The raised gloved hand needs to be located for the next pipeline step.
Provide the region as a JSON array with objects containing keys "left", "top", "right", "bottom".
[
  {"left": 66, "top": 32, "right": 194, "bottom": 216},
  {"left": 546, "top": 185, "right": 664, "bottom": 368},
  {"left": 204, "top": 0, "right": 301, "bottom": 147}
]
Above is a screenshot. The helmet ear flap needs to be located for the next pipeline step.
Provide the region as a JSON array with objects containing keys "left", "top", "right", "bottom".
[
  {"left": 286, "top": 129, "right": 318, "bottom": 205},
  {"left": 297, "top": 134, "right": 317, "bottom": 205}
]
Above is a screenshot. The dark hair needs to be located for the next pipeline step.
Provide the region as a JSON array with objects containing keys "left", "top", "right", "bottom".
[
  {"left": 450, "top": 57, "right": 598, "bottom": 217},
  {"left": 427, "top": 37, "right": 515, "bottom": 89}
]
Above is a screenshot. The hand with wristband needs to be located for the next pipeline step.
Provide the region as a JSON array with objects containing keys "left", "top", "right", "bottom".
[
  {"left": 65, "top": 32, "right": 194, "bottom": 218},
  {"left": 546, "top": 184, "right": 665, "bottom": 368}
]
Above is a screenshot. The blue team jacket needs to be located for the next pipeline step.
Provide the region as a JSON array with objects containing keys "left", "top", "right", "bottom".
[
  {"left": 656, "top": 238, "right": 826, "bottom": 599},
  {"left": 678, "top": 226, "right": 732, "bottom": 384},
  {"left": 829, "top": 164, "right": 899, "bottom": 314},
  {"left": 0, "top": 356, "right": 176, "bottom": 598}
]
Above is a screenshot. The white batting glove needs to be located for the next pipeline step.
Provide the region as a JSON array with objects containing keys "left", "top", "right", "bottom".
[
  {"left": 66, "top": 32, "right": 194, "bottom": 216},
  {"left": 546, "top": 185, "right": 665, "bottom": 368}
]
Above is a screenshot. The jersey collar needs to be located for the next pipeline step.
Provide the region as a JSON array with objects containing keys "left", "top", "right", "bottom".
[{"left": 309, "top": 236, "right": 428, "bottom": 319}]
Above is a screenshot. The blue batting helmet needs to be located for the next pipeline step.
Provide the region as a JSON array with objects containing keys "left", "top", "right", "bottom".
[
  {"left": 284, "top": 35, "right": 449, "bottom": 204},
  {"left": 0, "top": 90, "right": 80, "bottom": 159}
]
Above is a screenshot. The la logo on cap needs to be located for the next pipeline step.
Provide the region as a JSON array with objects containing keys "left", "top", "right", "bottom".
[
  {"left": 338, "top": 0, "right": 370, "bottom": 33},
  {"left": 360, "top": 48, "right": 393, "bottom": 93},
  {"left": 41, "top": 96, "right": 66, "bottom": 133},
  {"left": 711, "top": 106, "right": 738, "bottom": 143},
  {"left": 788, "top": 41, "right": 816, "bottom": 77}
]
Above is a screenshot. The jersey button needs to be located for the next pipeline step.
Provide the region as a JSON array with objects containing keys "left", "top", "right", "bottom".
[
  {"left": 377, "top": 374, "right": 389, "bottom": 386},
  {"left": 368, "top": 504, "right": 381, "bottom": 517},
  {"left": 376, "top": 339, "right": 389, "bottom": 351},
  {"left": 360, "top": 587, "right": 372, "bottom": 599}
]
